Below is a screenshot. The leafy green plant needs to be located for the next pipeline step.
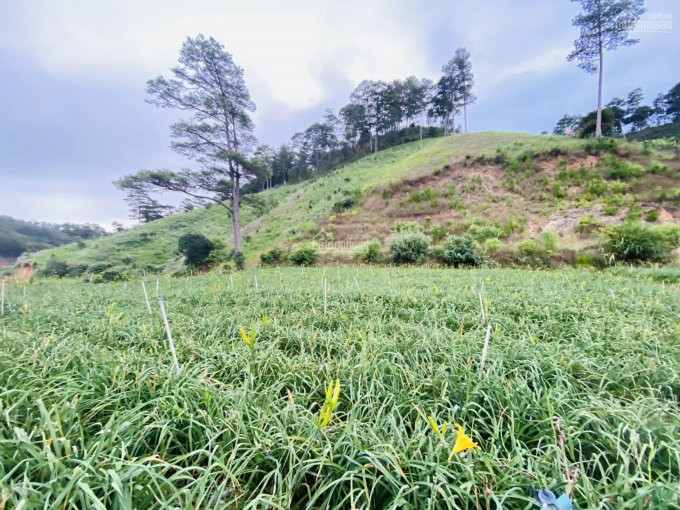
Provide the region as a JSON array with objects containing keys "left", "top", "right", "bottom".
[
  {"left": 428, "top": 224, "right": 447, "bottom": 243},
  {"left": 604, "top": 222, "right": 677, "bottom": 261},
  {"left": 356, "top": 239, "right": 382, "bottom": 264},
  {"left": 468, "top": 224, "right": 502, "bottom": 242},
  {"left": 390, "top": 220, "right": 423, "bottom": 233},
  {"left": 602, "top": 204, "right": 619, "bottom": 216},
  {"left": 260, "top": 247, "right": 285, "bottom": 266},
  {"left": 40, "top": 257, "right": 69, "bottom": 277},
  {"left": 441, "top": 235, "right": 480, "bottom": 266},
  {"left": 645, "top": 209, "right": 659, "bottom": 222},
  {"left": 388, "top": 233, "right": 430, "bottom": 264},
  {"left": 482, "top": 238, "right": 502, "bottom": 255},
  {"left": 178, "top": 233, "right": 215, "bottom": 267},
  {"left": 517, "top": 238, "right": 539, "bottom": 256},
  {"left": 290, "top": 242, "right": 318, "bottom": 266}
]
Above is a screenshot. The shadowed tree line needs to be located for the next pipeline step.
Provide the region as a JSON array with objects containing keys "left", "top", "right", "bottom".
[{"left": 554, "top": 82, "right": 680, "bottom": 137}]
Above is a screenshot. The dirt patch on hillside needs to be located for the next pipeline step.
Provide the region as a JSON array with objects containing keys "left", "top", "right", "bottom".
[{"left": 319, "top": 152, "right": 680, "bottom": 248}]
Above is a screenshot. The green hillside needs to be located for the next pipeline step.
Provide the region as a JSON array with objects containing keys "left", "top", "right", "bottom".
[
  {"left": 627, "top": 121, "right": 680, "bottom": 141},
  {"left": 22, "top": 131, "right": 680, "bottom": 274}
]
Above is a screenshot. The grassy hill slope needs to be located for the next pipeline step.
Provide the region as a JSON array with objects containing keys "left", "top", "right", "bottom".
[
  {"left": 627, "top": 121, "right": 680, "bottom": 141},
  {"left": 23, "top": 131, "right": 679, "bottom": 274}
]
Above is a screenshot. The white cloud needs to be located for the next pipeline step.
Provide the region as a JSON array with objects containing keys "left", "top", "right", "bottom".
[{"left": 0, "top": 0, "right": 429, "bottom": 112}]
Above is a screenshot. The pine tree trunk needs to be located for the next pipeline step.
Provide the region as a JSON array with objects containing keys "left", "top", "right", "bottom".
[
  {"left": 464, "top": 103, "right": 468, "bottom": 133},
  {"left": 595, "top": 39, "right": 604, "bottom": 137},
  {"left": 231, "top": 171, "right": 244, "bottom": 269}
]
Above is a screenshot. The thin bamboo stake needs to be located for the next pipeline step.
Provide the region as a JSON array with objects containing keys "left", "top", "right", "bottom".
[
  {"left": 158, "top": 297, "right": 180, "bottom": 373},
  {"left": 141, "top": 280, "right": 152, "bottom": 315},
  {"left": 323, "top": 277, "right": 328, "bottom": 314},
  {"left": 478, "top": 323, "right": 492, "bottom": 378}
]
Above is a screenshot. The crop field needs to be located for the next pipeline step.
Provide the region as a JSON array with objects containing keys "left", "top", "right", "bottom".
[{"left": 0, "top": 267, "right": 679, "bottom": 509}]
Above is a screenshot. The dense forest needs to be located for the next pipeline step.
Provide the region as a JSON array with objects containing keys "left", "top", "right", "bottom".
[{"left": 0, "top": 216, "right": 105, "bottom": 259}]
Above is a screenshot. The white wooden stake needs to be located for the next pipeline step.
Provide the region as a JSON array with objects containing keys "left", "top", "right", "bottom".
[
  {"left": 354, "top": 276, "right": 360, "bottom": 290},
  {"left": 479, "top": 292, "right": 486, "bottom": 322},
  {"left": 323, "top": 277, "right": 328, "bottom": 314},
  {"left": 158, "top": 297, "right": 180, "bottom": 374},
  {"left": 155, "top": 278, "right": 160, "bottom": 295},
  {"left": 479, "top": 323, "right": 492, "bottom": 378},
  {"left": 141, "top": 280, "right": 152, "bottom": 315}
]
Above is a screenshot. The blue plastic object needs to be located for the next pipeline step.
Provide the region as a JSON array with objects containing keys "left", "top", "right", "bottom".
[{"left": 535, "top": 489, "right": 573, "bottom": 510}]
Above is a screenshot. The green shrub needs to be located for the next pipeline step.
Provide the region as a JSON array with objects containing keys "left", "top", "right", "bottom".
[
  {"left": 468, "top": 224, "right": 502, "bottom": 241},
  {"left": 357, "top": 239, "right": 382, "bottom": 264},
  {"left": 408, "top": 190, "right": 423, "bottom": 203},
  {"left": 551, "top": 183, "right": 567, "bottom": 198},
  {"left": 332, "top": 196, "right": 356, "bottom": 212},
  {"left": 260, "top": 247, "right": 285, "bottom": 266},
  {"left": 66, "top": 264, "right": 88, "bottom": 277},
  {"left": 41, "top": 257, "right": 68, "bottom": 277},
  {"left": 289, "top": 243, "right": 318, "bottom": 266},
  {"left": 583, "top": 137, "right": 617, "bottom": 154},
  {"left": 586, "top": 178, "right": 607, "bottom": 196},
  {"left": 517, "top": 239, "right": 539, "bottom": 256},
  {"left": 482, "top": 238, "right": 502, "bottom": 255},
  {"left": 390, "top": 220, "right": 423, "bottom": 233},
  {"left": 653, "top": 223, "right": 680, "bottom": 246},
  {"left": 648, "top": 161, "right": 670, "bottom": 175},
  {"left": 602, "top": 204, "right": 619, "bottom": 216},
  {"left": 91, "top": 268, "right": 130, "bottom": 283},
  {"left": 645, "top": 209, "right": 659, "bottom": 222},
  {"left": 604, "top": 222, "right": 675, "bottom": 261},
  {"left": 178, "top": 233, "right": 215, "bottom": 267},
  {"left": 625, "top": 204, "right": 642, "bottom": 221},
  {"left": 609, "top": 181, "right": 629, "bottom": 194},
  {"left": 604, "top": 156, "right": 644, "bottom": 180},
  {"left": 428, "top": 224, "right": 447, "bottom": 243},
  {"left": 441, "top": 235, "right": 480, "bottom": 266},
  {"left": 538, "top": 231, "right": 559, "bottom": 254},
  {"left": 388, "top": 233, "right": 430, "bottom": 264}
]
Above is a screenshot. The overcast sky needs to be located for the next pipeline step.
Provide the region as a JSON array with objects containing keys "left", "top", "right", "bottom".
[{"left": 0, "top": 0, "right": 678, "bottom": 226}]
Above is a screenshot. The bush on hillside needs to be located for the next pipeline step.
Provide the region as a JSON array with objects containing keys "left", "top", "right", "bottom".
[
  {"left": 441, "top": 235, "right": 480, "bottom": 266},
  {"left": 356, "top": 239, "right": 382, "bottom": 264},
  {"left": 290, "top": 243, "right": 318, "bottom": 266},
  {"left": 468, "top": 224, "right": 502, "bottom": 241},
  {"left": 40, "top": 257, "right": 69, "bottom": 277},
  {"left": 482, "top": 238, "right": 502, "bottom": 255},
  {"left": 604, "top": 222, "right": 679, "bottom": 262},
  {"left": 390, "top": 220, "right": 423, "bottom": 233},
  {"left": 388, "top": 233, "right": 430, "bottom": 264},
  {"left": 178, "top": 233, "right": 215, "bottom": 267},
  {"left": 260, "top": 247, "right": 285, "bottom": 266},
  {"left": 428, "top": 224, "right": 447, "bottom": 243}
]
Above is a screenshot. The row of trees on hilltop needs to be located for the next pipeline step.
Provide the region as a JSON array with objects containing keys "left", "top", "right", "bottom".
[
  {"left": 554, "top": 82, "right": 680, "bottom": 136},
  {"left": 116, "top": 36, "right": 476, "bottom": 264},
  {"left": 244, "top": 49, "right": 476, "bottom": 191}
]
